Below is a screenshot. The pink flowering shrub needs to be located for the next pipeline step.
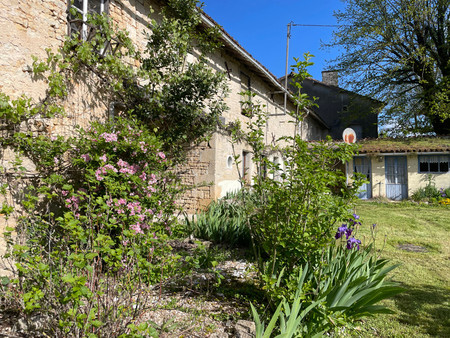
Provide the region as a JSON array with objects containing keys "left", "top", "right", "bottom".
[
  {"left": 1, "top": 116, "right": 184, "bottom": 336},
  {"left": 60, "top": 116, "right": 181, "bottom": 269}
]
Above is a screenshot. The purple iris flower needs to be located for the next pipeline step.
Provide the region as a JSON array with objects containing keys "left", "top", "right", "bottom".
[
  {"left": 335, "top": 225, "right": 348, "bottom": 239},
  {"left": 372, "top": 223, "right": 377, "bottom": 229},
  {"left": 345, "top": 227, "right": 353, "bottom": 239},
  {"left": 347, "top": 237, "right": 361, "bottom": 250},
  {"left": 352, "top": 214, "right": 360, "bottom": 220}
]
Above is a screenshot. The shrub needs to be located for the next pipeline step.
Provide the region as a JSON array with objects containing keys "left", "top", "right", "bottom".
[
  {"left": 410, "top": 175, "right": 449, "bottom": 203},
  {"left": 185, "top": 191, "right": 251, "bottom": 247},
  {"left": 1, "top": 118, "right": 181, "bottom": 336},
  {"left": 251, "top": 242, "right": 402, "bottom": 336}
]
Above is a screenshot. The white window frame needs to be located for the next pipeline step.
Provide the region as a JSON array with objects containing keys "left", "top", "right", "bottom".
[
  {"left": 70, "top": 0, "right": 107, "bottom": 40},
  {"left": 418, "top": 154, "right": 450, "bottom": 174}
]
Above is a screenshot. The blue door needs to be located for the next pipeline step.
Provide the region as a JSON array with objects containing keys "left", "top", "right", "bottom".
[
  {"left": 353, "top": 156, "right": 372, "bottom": 199},
  {"left": 385, "top": 156, "right": 408, "bottom": 200}
]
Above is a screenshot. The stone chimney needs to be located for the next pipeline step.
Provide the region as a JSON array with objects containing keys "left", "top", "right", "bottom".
[{"left": 321, "top": 70, "right": 339, "bottom": 86}]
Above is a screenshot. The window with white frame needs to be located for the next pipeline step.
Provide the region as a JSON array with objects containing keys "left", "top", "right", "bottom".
[
  {"left": 418, "top": 154, "right": 449, "bottom": 173},
  {"left": 69, "top": 0, "right": 108, "bottom": 39}
]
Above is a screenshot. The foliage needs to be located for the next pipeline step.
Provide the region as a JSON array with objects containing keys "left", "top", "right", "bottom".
[
  {"left": 229, "top": 54, "right": 362, "bottom": 283},
  {"left": 1, "top": 118, "right": 179, "bottom": 336},
  {"left": 0, "top": 0, "right": 228, "bottom": 336},
  {"left": 250, "top": 264, "right": 322, "bottom": 338},
  {"left": 184, "top": 191, "right": 251, "bottom": 247},
  {"left": 251, "top": 241, "right": 402, "bottom": 337},
  {"left": 309, "top": 245, "right": 403, "bottom": 328},
  {"left": 410, "top": 175, "right": 449, "bottom": 203},
  {"left": 326, "top": 0, "right": 450, "bottom": 135},
  {"left": 0, "top": 0, "right": 227, "bottom": 159}
]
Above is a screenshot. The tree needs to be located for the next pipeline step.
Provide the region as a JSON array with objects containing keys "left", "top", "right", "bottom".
[{"left": 326, "top": 0, "right": 450, "bottom": 135}]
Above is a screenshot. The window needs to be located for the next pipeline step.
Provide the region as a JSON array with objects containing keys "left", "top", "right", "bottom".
[
  {"left": 418, "top": 155, "right": 449, "bottom": 173},
  {"left": 240, "top": 72, "right": 252, "bottom": 117},
  {"left": 69, "top": 0, "right": 108, "bottom": 39}
]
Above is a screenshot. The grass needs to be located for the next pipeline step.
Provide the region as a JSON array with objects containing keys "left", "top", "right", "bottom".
[{"left": 344, "top": 201, "right": 450, "bottom": 337}]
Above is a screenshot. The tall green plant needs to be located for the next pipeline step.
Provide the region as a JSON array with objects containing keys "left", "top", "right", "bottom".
[
  {"left": 185, "top": 191, "right": 251, "bottom": 246},
  {"left": 229, "top": 54, "right": 362, "bottom": 282},
  {"left": 251, "top": 245, "right": 403, "bottom": 336}
]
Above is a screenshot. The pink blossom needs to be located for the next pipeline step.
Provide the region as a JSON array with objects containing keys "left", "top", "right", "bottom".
[
  {"left": 50, "top": 136, "right": 57, "bottom": 141},
  {"left": 139, "top": 141, "right": 147, "bottom": 153},
  {"left": 115, "top": 198, "right": 127, "bottom": 206},
  {"left": 65, "top": 195, "right": 80, "bottom": 210},
  {"left": 157, "top": 152, "right": 166, "bottom": 159},
  {"left": 81, "top": 154, "right": 91, "bottom": 162},
  {"left": 127, "top": 201, "right": 142, "bottom": 216},
  {"left": 139, "top": 172, "right": 147, "bottom": 180},
  {"left": 130, "top": 222, "right": 143, "bottom": 234},
  {"left": 95, "top": 169, "right": 104, "bottom": 181},
  {"left": 100, "top": 132, "right": 118, "bottom": 143},
  {"left": 100, "top": 154, "right": 107, "bottom": 162},
  {"left": 62, "top": 190, "right": 69, "bottom": 196},
  {"left": 148, "top": 174, "right": 157, "bottom": 185},
  {"left": 103, "top": 164, "right": 118, "bottom": 173},
  {"left": 117, "top": 159, "right": 129, "bottom": 167},
  {"left": 54, "top": 157, "right": 59, "bottom": 165}
]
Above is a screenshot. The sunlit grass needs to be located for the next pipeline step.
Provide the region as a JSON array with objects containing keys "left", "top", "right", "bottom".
[{"left": 343, "top": 201, "right": 450, "bottom": 337}]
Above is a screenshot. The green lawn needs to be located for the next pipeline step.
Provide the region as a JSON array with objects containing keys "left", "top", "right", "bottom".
[{"left": 346, "top": 201, "right": 450, "bottom": 337}]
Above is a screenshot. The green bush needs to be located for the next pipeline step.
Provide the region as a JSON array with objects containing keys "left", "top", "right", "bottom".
[
  {"left": 411, "top": 184, "right": 441, "bottom": 201},
  {"left": 410, "top": 175, "right": 449, "bottom": 203},
  {"left": 185, "top": 191, "right": 251, "bottom": 247},
  {"left": 251, "top": 244, "right": 403, "bottom": 337}
]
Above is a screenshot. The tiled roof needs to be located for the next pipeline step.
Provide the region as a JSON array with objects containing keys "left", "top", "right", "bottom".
[{"left": 356, "top": 137, "right": 450, "bottom": 154}]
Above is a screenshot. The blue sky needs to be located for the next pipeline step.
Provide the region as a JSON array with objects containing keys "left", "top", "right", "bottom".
[{"left": 202, "top": 0, "right": 346, "bottom": 82}]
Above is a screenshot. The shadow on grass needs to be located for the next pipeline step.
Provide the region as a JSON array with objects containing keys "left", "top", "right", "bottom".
[{"left": 393, "top": 283, "right": 450, "bottom": 337}]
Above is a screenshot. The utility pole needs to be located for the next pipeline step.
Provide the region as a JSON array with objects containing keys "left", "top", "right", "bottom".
[{"left": 283, "top": 23, "right": 340, "bottom": 114}]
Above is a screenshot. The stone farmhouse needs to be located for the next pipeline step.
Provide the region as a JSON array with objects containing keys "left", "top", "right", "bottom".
[{"left": 0, "top": 0, "right": 329, "bottom": 219}]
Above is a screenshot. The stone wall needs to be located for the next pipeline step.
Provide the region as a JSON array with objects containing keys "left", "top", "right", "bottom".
[{"left": 0, "top": 0, "right": 324, "bottom": 225}]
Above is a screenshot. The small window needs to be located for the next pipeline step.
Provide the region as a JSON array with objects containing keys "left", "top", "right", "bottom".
[
  {"left": 68, "top": 0, "right": 108, "bottom": 39},
  {"left": 226, "top": 155, "right": 233, "bottom": 169},
  {"left": 418, "top": 155, "right": 449, "bottom": 173}
]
